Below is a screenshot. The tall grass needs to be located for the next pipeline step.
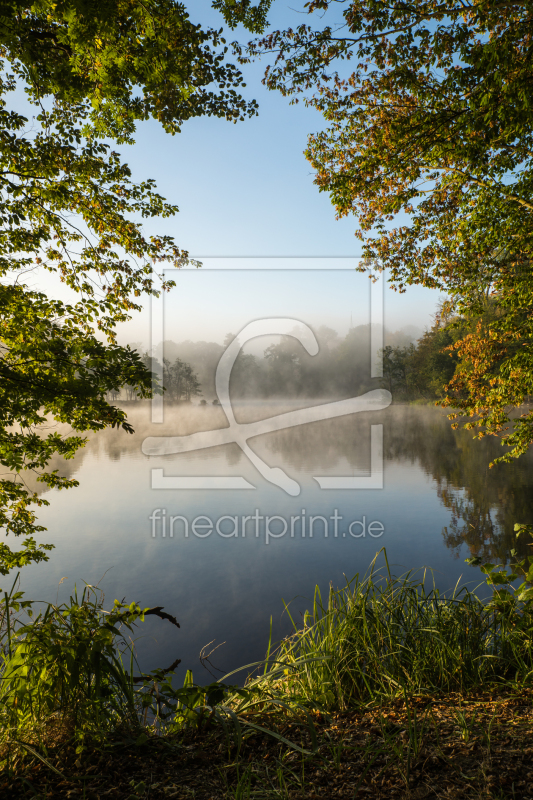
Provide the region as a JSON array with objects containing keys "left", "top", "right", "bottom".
[
  {"left": 257, "top": 548, "right": 533, "bottom": 708},
  {"left": 0, "top": 578, "right": 316, "bottom": 771},
  {"left": 0, "top": 580, "right": 147, "bottom": 760},
  {"left": 2, "top": 537, "right": 533, "bottom": 776}
]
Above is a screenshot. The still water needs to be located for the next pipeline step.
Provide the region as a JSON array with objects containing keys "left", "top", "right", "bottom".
[{"left": 13, "top": 402, "right": 533, "bottom": 683}]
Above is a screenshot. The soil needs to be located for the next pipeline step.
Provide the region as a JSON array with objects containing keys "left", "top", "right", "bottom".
[{"left": 4, "top": 689, "right": 533, "bottom": 799}]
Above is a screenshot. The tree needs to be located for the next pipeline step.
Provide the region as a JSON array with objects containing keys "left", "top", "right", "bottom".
[
  {"left": 163, "top": 357, "right": 201, "bottom": 402},
  {"left": 264, "top": 337, "right": 303, "bottom": 395},
  {"left": 232, "top": 352, "right": 261, "bottom": 397},
  {"left": 1, "top": 0, "right": 262, "bottom": 142},
  {"left": 382, "top": 345, "right": 414, "bottom": 397},
  {"left": 248, "top": 0, "right": 533, "bottom": 460},
  {"left": 0, "top": 1, "right": 269, "bottom": 574},
  {"left": 413, "top": 322, "right": 463, "bottom": 399}
]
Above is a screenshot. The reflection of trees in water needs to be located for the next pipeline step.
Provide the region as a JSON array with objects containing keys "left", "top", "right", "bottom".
[
  {"left": 262, "top": 413, "right": 372, "bottom": 473},
  {"left": 31, "top": 405, "right": 533, "bottom": 564},
  {"left": 439, "top": 488, "right": 498, "bottom": 561},
  {"left": 438, "top": 476, "right": 533, "bottom": 565},
  {"left": 384, "top": 406, "right": 533, "bottom": 564},
  {"left": 266, "top": 405, "right": 533, "bottom": 564},
  {"left": 224, "top": 443, "right": 243, "bottom": 467},
  {"left": 31, "top": 404, "right": 236, "bottom": 496}
]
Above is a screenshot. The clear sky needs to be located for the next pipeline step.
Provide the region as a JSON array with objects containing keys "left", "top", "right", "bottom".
[{"left": 22, "top": 0, "right": 443, "bottom": 348}]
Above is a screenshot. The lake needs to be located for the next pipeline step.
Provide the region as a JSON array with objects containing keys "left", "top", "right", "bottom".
[{"left": 12, "top": 402, "right": 533, "bottom": 684}]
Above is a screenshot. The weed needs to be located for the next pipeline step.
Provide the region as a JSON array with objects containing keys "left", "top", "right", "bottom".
[
  {"left": 454, "top": 707, "right": 479, "bottom": 743},
  {"left": 255, "top": 547, "right": 533, "bottom": 708}
]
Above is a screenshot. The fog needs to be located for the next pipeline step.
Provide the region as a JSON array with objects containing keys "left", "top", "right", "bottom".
[
  {"left": 144, "top": 323, "right": 420, "bottom": 403},
  {"left": 25, "top": 402, "right": 533, "bottom": 567}
]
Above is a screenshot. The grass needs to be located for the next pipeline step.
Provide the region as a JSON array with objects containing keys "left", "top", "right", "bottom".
[
  {"left": 255, "top": 547, "right": 533, "bottom": 708},
  {"left": 2, "top": 536, "right": 533, "bottom": 798},
  {"left": 6, "top": 690, "right": 533, "bottom": 798}
]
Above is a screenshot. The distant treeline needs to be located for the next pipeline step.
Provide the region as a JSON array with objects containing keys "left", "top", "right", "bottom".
[
  {"left": 382, "top": 323, "right": 460, "bottom": 400},
  {"left": 152, "top": 325, "right": 420, "bottom": 402},
  {"left": 382, "top": 307, "right": 524, "bottom": 402},
  {"left": 113, "top": 320, "right": 470, "bottom": 403}
]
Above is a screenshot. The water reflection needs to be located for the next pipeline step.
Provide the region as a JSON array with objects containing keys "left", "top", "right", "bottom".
[
  {"left": 381, "top": 406, "right": 533, "bottom": 563},
  {"left": 15, "top": 403, "right": 532, "bottom": 679},
  {"left": 34, "top": 403, "right": 533, "bottom": 565}
]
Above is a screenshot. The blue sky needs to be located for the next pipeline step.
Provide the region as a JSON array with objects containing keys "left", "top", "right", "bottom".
[{"left": 23, "top": 0, "right": 443, "bottom": 347}]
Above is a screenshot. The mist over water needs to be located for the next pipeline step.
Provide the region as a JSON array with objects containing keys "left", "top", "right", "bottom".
[
  {"left": 137, "top": 322, "right": 421, "bottom": 406},
  {"left": 9, "top": 402, "right": 533, "bottom": 685}
]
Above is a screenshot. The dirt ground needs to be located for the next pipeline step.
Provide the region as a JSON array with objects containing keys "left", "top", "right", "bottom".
[{"left": 4, "top": 689, "right": 533, "bottom": 799}]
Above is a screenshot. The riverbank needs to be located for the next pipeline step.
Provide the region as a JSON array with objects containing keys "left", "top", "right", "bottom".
[
  {"left": 7, "top": 688, "right": 533, "bottom": 798},
  {"left": 3, "top": 544, "right": 533, "bottom": 798}
]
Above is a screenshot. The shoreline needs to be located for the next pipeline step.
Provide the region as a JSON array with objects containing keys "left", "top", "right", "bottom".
[{"left": 8, "top": 688, "right": 533, "bottom": 799}]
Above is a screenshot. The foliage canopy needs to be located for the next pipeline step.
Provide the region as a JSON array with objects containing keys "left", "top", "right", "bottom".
[
  {"left": 0, "top": 0, "right": 268, "bottom": 573},
  {"left": 246, "top": 0, "right": 533, "bottom": 459}
]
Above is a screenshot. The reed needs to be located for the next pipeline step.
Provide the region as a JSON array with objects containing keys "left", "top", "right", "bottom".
[
  {"left": 0, "top": 580, "right": 143, "bottom": 764},
  {"left": 2, "top": 534, "right": 533, "bottom": 781},
  {"left": 256, "top": 547, "right": 533, "bottom": 708}
]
